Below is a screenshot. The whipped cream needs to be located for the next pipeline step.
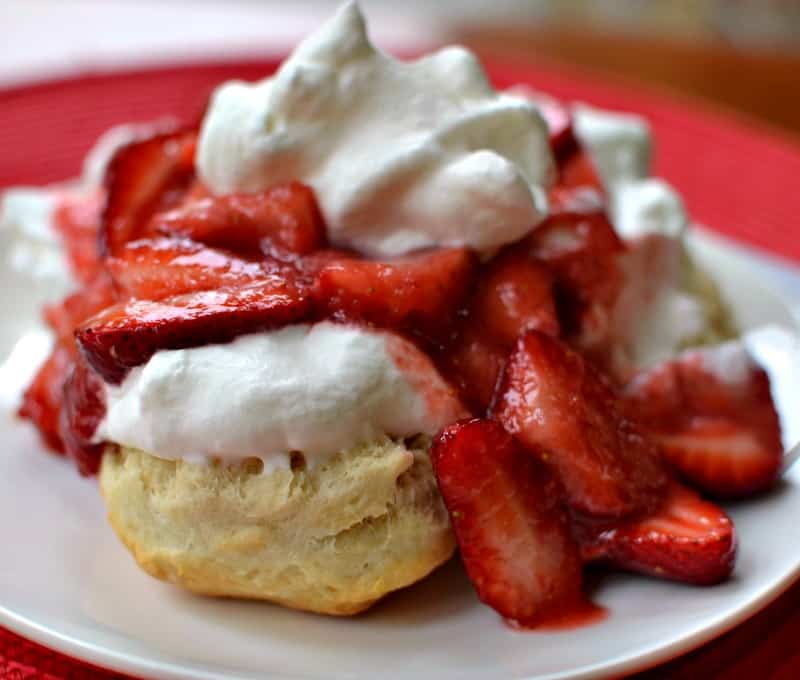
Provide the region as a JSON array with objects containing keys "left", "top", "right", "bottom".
[
  {"left": 572, "top": 103, "right": 651, "bottom": 188},
  {"left": 198, "top": 1, "right": 553, "bottom": 257},
  {"left": 610, "top": 178, "right": 687, "bottom": 241},
  {"left": 96, "top": 322, "right": 466, "bottom": 468},
  {"left": 604, "top": 170, "right": 718, "bottom": 373},
  {"left": 688, "top": 339, "right": 756, "bottom": 385},
  {"left": 0, "top": 123, "right": 147, "bottom": 304},
  {"left": 0, "top": 189, "right": 71, "bottom": 298}
]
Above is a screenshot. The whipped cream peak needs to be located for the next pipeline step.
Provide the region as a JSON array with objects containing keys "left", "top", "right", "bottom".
[
  {"left": 198, "top": 1, "right": 553, "bottom": 257},
  {"left": 610, "top": 178, "right": 687, "bottom": 241},
  {"left": 96, "top": 322, "right": 466, "bottom": 467},
  {"left": 572, "top": 103, "right": 651, "bottom": 188}
]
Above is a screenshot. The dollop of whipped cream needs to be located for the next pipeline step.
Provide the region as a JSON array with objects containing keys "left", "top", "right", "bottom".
[
  {"left": 572, "top": 103, "right": 651, "bottom": 188},
  {"left": 573, "top": 118, "right": 723, "bottom": 375},
  {"left": 0, "top": 189, "right": 71, "bottom": 298},
  {"left": 197, "top": 1, "right": 553, "bottom": 257},
  {"left": 96, "top": 322, "right": 466, "bottom": 468}
]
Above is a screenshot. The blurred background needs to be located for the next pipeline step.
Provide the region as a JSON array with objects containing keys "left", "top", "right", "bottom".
[{"left": 2, "top": 0, "right": 799, "bottom": 134}]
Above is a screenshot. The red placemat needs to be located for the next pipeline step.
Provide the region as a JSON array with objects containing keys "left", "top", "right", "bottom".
[{"left": 1, "top": 58, "right": 799, "bottom": 679}]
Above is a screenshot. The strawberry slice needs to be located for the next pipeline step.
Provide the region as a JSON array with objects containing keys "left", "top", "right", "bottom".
[
  {"left": 523, "top": 209, "right": 624, "bottom": 354},
  {"left": 148, "top": 182, "right": 326, "bottom": 258},
  {"left": 18, "top": 345, "right": 74, "bottom": 453},
  {"left": 469, "top": 247, "right": 560, "bottom": 349},
  {"left": 557, "top": 147, "right": 605, "bottom": 193},
  {"left": 431, "top": 418, "right": 587, "bottom": 627},
  {"left": 493, "top": 331, "right": 667, "bottom": 519},
  {"left": 43, "top": 273, "right": 119, "bottom": 346},
  {"left": 623, "top": 343, "right": 783, "bottom": 497},
  {"left": 439, "top": 326, "right": 507, "bottom": 413},
  {"left": 101, "top": 127, "right": 198, "bottom": 257},
  {"left": 60, "top": 354, "right": 107, "bottom": 476},
  {"left": 578, "top": 482, "right": 737, "bottom": 586},
  {"left": 107, "top": 237, "right": 270, "bottom": 300},
  {"left": 315, "top": 248, "right": 478, "bottom": 340},
  {"left": 76, "top": 279, "right": 312, "bottom": 384},
  {"left": 52, "top": 189, "right": 104, "bottom": 284},
  {"left": 20, "top": 274, "right": 118, "bottom": 452}
]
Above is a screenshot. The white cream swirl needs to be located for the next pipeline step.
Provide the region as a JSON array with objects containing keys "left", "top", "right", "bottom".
[
  {"left": 198, "top": 1, "right": 553, "bottom": 257},
  {"left": 96, "top": 322, "right": 466, "bottom": 468}
]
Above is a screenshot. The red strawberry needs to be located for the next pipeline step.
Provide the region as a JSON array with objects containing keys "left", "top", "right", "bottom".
[
  {"left": 43, "top": 273, "right": 118, "bottom": 346},
  {"left": 578, "top": 482, "right": 737, "bottom": 586},
  {"left": 21, "top": 274, "right": 118, "bottom": 453},
  {"left": 557, "top": 147, "right": 605, "bottom": 193},
  {"left": 623, "top": 344, "right": 783, "bottom": 498},
  {"left": 148, "top": 182, "right": 326, "bottom": 258},
  {"left": 493, "top": 331, "right": 667, "bottom": 519},
  {"left": 76, "top": 279, "right": 312, "bottom": 384},
  {"left": 18, "top": 345, "right": 74, "bottom": 453},
  {"left": 469, "top": 247, "right": 560, "bottom": 348},
  {"left": 101, "top": 127, "right": 198, "bottom": 257},
  {"left": 431, "top": 418, "right": 587, "bottom": 627},
  {"left": 523, "top": 209, "right": 624, "bottom": 354},
  {"left": 52, "top": 189, "right": 104, "bottom": 284},
  {"left": 439, "top": 326, "right": 507, "bottom": 413},
  {"left": 60, "top": 354, "right": 107, "bottom": 476},
  {"left": 315, "top": 248, "right": 478, "bottom": 340},
  {"left": 107, "top": 237, "right": 269, "bottom": 300}
]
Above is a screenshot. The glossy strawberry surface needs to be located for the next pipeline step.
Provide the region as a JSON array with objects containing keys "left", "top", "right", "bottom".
[
  {"left": 432, "top": 418, "right": 587, "bottom": 627},
  {"left": 101, "top": 127, "right": 197, "bottom": 257},
  {"left": 148, "top": 182, "right": 325, "bottom": 258},
  {"left": 76, "top": 279, "right": 312, "bottom": 384},
  {"left": 624, "top": 347, "right": 783, "bottom": 497},
  {"left": 578, "top": 482, "right": 737, "bottom": 586},
  {"left": 494, "top": 331, "right": 668, "bottom": 519}
]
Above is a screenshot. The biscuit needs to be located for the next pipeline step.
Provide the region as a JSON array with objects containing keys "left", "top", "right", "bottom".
[{"left": 99, "top": 437, "right": 455, "bottom": 615}]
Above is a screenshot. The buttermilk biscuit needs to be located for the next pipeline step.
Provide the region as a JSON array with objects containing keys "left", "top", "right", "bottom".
[{"left": 99, "top": 437, "right": 455, "bottom": 615}]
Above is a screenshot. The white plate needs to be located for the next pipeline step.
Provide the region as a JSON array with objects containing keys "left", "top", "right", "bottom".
[{"left": 1, "top": 230, "right": 799, "bottom": 680}]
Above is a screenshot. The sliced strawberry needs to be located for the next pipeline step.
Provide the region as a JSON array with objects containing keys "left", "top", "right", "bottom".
[
  {"left": 76, "top": 279, "right": 312, "bottom": 384},
  {"left": 101, "top": 127, "right": 198, "bottom": 257},
  {"left": 623, "top": 343, "right": 783, "bottom": 497},
  {"left": 493, "top": 331, "right": 667, "bottom": 519},
  {"left": 148, "top": 182, "right": 326, "bottom": 258},
  {"left": 439, "top": 326, "right": 507, "bottom": 413},
  {"left": 557, "top": 146, "right": 604, "bottom": 193},
  {"left": 21, "top": 274, "right": 117, "bottom": 453},
  {"left": 43, "top": 273, "right": 118, "bottom": 346},
  {"left": 60, "top": 354, "right": 107, "bottom": 476},
  {"left": 315, "top": 248, "right": 478, "bottom": 340},
  {"left": 107, "top": 237, "right": 269, "bottom": 300},
  {"left": 431, "top": 418, "right": 586, "bottom": 627},
  {"left": 52, "top": 189, "right": 104, "bottom": 284},
  {"left": 578, "top": 482, "right": 737, "bottom": 586},
  {"left": 469, "top": 247, "right": 560, "bottom": 348},
  {"left": 524, "top": 209, "right": 624, "bottom": 354},
  {"left": 18, "top": 345, "right": 74, "bottom": 453}
]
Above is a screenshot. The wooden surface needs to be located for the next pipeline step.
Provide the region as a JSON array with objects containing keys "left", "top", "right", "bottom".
[{"left": 453, "top": 24, "right": 800, "bottom": 136}]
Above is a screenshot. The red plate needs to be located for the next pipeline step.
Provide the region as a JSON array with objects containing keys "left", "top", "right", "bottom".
[{"left": 1, "top": 59, "right": 799, "bottom": 680}]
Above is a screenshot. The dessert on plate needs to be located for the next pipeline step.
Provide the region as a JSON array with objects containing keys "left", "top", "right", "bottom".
[{"left": 2, "top": 1, "right": 789, "bottom": 624}]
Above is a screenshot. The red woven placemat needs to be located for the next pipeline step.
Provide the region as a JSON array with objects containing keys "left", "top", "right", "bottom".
[{"left": 1, "top": 58, "right": 799, "bottom": 679}]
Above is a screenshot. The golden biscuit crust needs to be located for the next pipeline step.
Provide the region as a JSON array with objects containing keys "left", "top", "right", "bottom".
[{"left": 99, "top": 438, "right": 455, "bottom": 615}]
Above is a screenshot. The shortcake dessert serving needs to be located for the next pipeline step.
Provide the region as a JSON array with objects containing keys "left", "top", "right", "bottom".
[{"left": 3, "top": 1, "right": 788, "bottom": 626}]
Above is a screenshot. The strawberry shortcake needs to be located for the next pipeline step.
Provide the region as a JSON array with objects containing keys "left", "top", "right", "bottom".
[{"left": 5, "top": 1, "right": 786, "bottom": 625}]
